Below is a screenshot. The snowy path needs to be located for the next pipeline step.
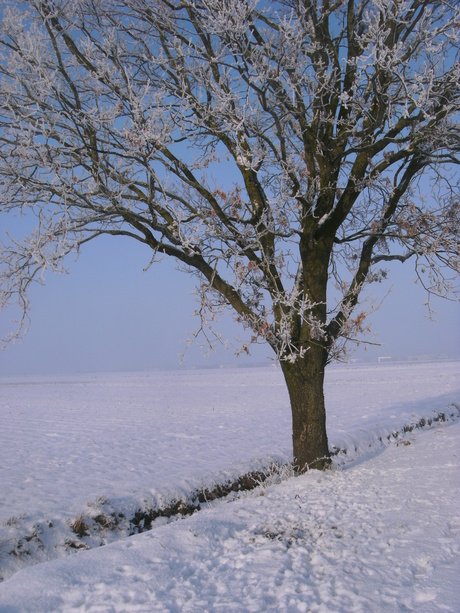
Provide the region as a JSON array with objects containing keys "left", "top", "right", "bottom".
[{"left": 0, "top": 421, "right": 459, "bottom": 612}]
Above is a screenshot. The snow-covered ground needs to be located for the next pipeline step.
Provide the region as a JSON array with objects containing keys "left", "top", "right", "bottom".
[{"left": 0, "top": 361, "right": 459, "bottom": 611}]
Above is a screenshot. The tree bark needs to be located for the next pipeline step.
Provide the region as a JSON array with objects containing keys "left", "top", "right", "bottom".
[{"left": 280, "top": 345, "right": 331, "bottom": 472}]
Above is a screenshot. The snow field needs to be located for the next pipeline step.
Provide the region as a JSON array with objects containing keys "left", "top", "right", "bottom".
[
  {"left": 0, "top": 423, "right": 459, "bottom": 612},
  {"left": 0, "top": 360, "right": 459, "bottom": 611}
]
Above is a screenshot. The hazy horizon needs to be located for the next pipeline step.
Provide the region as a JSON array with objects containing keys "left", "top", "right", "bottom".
[{"left": 1, "top": 230, "right": 458, "bottom": 377}]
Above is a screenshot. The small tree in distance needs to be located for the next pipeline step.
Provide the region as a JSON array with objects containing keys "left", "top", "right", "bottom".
[{"left": 1, "top": 0, "right": 459, "bottom": 470}]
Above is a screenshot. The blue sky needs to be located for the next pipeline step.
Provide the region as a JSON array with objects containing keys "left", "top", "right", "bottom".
[
  {"left": 1, "top": 5, "right": 458, "bottom": 377},
  {"left": 0, "top": 226, "right": 458, "bottom": 376}
]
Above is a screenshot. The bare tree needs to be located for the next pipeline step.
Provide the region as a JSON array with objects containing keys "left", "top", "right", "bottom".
[{"left": 1, "top": 0, "right": 459, "bottom": 470}]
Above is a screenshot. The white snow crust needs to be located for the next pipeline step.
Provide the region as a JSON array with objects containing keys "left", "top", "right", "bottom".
[{"left": 0, "top": 361, "right": 459, "bottom": 611}]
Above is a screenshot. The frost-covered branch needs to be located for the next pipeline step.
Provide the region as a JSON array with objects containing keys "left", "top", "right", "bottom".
[{"left": 0, "top": 0, "right": 459, "bottom": 362}]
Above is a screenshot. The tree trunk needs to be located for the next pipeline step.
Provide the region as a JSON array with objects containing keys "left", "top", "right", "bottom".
[{"left": 280, "top": 345, "right": 331, "bottom": 472}]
